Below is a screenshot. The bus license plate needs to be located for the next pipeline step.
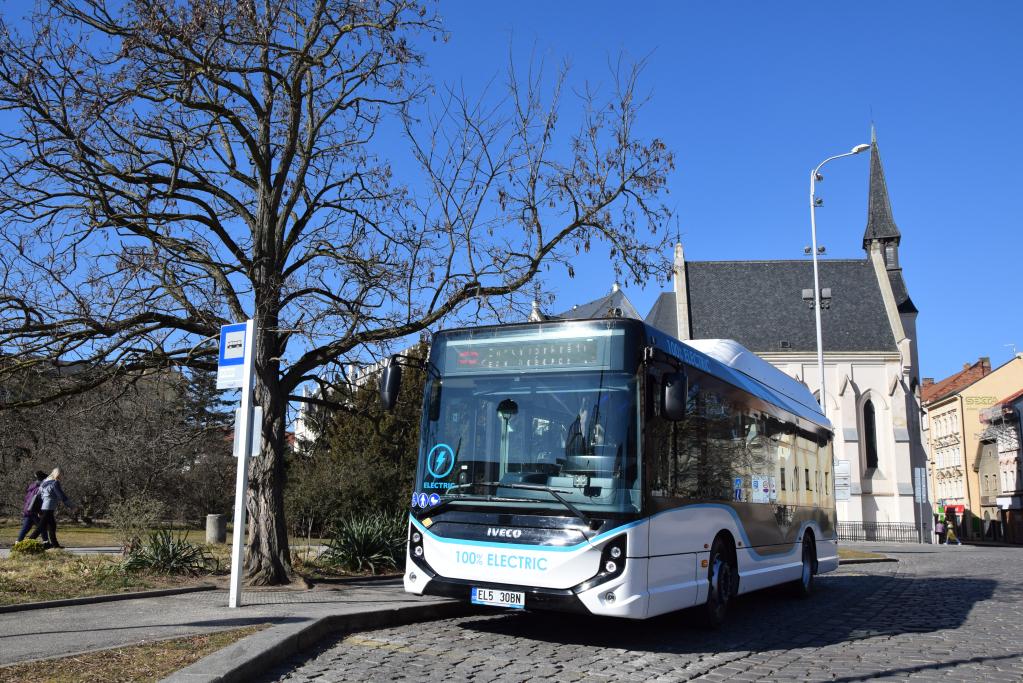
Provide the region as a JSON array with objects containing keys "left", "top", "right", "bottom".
[{"left": 471, "top": 587, "right": 525, "bottom": 609}]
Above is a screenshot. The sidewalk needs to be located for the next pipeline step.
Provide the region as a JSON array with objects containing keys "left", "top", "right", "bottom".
[
  {"left": 0, "top": 579, "right": 456, "bottom": 668},
  {"left": 0, "top": 545, "right": 121, "bottom": 559}
]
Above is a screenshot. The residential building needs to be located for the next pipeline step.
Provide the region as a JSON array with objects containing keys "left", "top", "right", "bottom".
[
  {"left": 923, "top": 355, "right": 1023, "bottom": 540},
  {"left": 645, "top": 130, "right": 930, "bottom": 541},
  {"left": 979, "top": 388, "right": 1023, "bottom": 542}
]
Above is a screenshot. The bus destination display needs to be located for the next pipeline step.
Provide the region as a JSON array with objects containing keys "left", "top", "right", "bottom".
[{"left": 446, "top": 338, "right": 600, "bottom": 373}]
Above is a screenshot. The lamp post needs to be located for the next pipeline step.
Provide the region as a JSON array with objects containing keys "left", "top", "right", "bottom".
[{"left": 809, "top": 143, "right": 870, "bottom": 417}]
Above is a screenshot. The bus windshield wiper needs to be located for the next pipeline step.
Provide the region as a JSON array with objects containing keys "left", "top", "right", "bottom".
[{"left": 473, "top": 481, "right": 592, "bottom": 526}]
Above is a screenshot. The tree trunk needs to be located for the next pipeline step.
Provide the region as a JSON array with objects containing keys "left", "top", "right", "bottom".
[{"left": 243, "top": 335, "right": 293, "bottom": 585}]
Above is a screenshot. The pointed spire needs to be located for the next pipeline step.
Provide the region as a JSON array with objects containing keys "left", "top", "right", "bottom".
[{"left": 863, "top": 126, "right": 901, "bottom": 249}]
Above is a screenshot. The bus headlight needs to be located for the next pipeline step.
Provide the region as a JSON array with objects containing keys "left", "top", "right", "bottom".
[
  {"left": 598, "top": 535, "right": 627, "bottom": 581},
  {"left": 409, "top": 523, "right": 426, "bottom": 566}
]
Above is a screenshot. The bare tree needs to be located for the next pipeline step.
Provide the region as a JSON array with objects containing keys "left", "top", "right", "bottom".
[{"left": 0, "top": 1, "right": 674, "bottom": 584}]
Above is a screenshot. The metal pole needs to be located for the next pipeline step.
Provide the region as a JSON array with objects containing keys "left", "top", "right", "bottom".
[
  {"left": 229, "top": 318, "right": 256, "bottom": 609},
  {"left": 808, "top": 148, "right": 866, "bottom": 418},
  {"left": 809, "top": 169, "right": 826, "bottom": 418}
]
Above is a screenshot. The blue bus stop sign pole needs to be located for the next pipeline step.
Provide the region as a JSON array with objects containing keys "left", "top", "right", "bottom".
[{"left": 218, "top": 320, "right": 256, "bottom": 608}]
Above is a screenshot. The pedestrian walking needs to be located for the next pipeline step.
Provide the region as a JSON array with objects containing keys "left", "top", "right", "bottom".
[
  {"left": 935, "top": 519, "right": 946, "bottom": 544},
  {"left": 28, "top": 468, "right": 76, "bottom": 549},
  {"left": 16, "top": 470, "right": 50, "bottom": 543}
]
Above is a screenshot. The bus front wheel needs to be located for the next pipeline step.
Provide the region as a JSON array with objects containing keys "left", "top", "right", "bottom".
[{"left": 704, "top": 535, "right": 737, "bottom": 628}]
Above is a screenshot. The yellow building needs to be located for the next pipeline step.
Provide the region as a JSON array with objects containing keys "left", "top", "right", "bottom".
[{"left": 923, "top": 355, "right": 1023, "bottom": 540}]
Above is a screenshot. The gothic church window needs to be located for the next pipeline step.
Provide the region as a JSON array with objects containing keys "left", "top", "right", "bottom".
[{"left": 863, "top": 399, "right": 879, "bottom": 470}]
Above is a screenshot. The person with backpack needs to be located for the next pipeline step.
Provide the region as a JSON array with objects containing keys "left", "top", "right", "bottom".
[
  {"left": 29, "top": 468, "right": 76, "bottom": 549},
  {"left": 16, "top": 470, "right": 50, "bottom": 544}
]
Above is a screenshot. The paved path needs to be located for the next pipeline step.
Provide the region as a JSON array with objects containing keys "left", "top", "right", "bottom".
[
  {"left": 0, "top": 580, "right": 450, "bottom": 666},
  {"left": 267, "top": 543, "right": 1023, "bottom": 682},
  {"left": 0, "top": 546, "right": 121, "bottom": 559}
]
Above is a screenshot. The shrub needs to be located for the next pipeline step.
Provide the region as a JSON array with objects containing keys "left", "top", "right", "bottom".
[
  {"left": 123, "top": 529, "right": 216, "bottom": 576},
  {"left": 320, "top": 511, "right": 407, "bottom": 575},
  {"left": 10, "top": 539, "right": 46, "bottom": 556},
  {"left": 109, "top": 496, "right": 168, "bottom": 554}
]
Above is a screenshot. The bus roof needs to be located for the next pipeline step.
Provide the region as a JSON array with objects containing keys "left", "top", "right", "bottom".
[
  {"left": 431, "top": 318, "right": 832, "bottom": 432},
  {"left": 641, "top": 324, "right": 832, "bottom": 432}
]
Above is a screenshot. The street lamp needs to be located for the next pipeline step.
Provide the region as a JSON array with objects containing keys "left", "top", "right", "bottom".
[{"left": 809, "top": 143, "right": 870, "bottom": 417}]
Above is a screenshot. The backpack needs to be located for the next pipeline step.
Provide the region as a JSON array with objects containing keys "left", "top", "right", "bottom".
[{"left": 29, "top": 487, "right": 43, "bottom": 514}]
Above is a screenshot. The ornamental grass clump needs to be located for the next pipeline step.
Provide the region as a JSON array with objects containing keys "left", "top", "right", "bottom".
[
  {"left": 320, "top": 512, "right": 406, "bottom": 575},
  {"left": 123, "top": 530, "right": 217, "bottom": 576},
  {"left": 9, "top": 539, "right": 46, "bottom": 556}
]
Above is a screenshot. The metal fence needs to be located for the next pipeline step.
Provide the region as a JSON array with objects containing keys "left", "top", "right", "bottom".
[{"left": 836, "top": 521, "right": 920, "bottom": 543}]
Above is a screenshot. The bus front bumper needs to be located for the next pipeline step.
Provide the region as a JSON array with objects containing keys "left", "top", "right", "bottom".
[{"left": 405, "top": 557, "right": 650, "bottom": 619}]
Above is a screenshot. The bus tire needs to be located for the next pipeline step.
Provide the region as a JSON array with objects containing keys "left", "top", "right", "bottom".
[
  {"left": 704, "top": 534, "right": 737, "bottom": 628},
  {"left": 790, "top": 532, "right": 816, "bottom": 598}
]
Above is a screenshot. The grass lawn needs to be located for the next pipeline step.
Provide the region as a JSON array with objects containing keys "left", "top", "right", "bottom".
[
  {"left": 0, "top": 551, "right": 203, "bottom": 606},
  {"left": 0, "top": 624, "right": 268, "bottom": 683}
]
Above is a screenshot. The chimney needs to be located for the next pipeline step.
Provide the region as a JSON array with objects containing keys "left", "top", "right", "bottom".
[
  {"left": 963, "top": 363, "right": 970, "bottom": 371},
  {"left": 922, "top": 378, "right": 934, "bottom": 387},
  {"left": 980, "top": 356, "right": 991, "bottom": 371}
]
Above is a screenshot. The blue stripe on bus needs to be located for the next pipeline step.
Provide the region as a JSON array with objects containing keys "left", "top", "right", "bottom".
[{"left": 410, "top": 503, "right": 836, "bottom": 560}]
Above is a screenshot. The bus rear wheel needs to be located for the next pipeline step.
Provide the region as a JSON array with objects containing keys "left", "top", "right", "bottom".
[
  {"left": 704, "top": 535, "right": 736, "bottom": 628},
  {"left": 790, "top": 533, "right": 816, "bottom": 598}
]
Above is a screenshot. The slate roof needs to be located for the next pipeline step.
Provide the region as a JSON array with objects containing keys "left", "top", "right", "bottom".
[
  {"left": 887, "top": 270, "right": 918, "bottom": 314},
  {"left": 863, "top": 130, "right": 901, "bottom": 248},
  {"left": 555, "top": 288, "right": 642, "bottom": 321},
  {"left": 921, "top": 359, "right": 992, "bottom": 405},
  {"left": 644, "top": 259, "right": 899, "bottom": 354},
  {"left": 645, "top": 291, "right": 678, "bottom": 339}
]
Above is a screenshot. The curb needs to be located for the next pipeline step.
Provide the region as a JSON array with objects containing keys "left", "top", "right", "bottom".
[
  {"left": 162, "top": 600, "right": 474, "bottom": 683},
  {"left": 0, "top": 584, "right": 217, "bottom": 614},
  {"left": 839, "top": 557, "right": 898, "bottom": 565},
  {"left": 306, "top": 574, "right": 403, "bottom": 586}
]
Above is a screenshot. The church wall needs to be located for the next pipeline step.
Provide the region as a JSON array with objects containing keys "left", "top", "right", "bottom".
[{"left": 758, "top": 350, "right": 920, "bottom": 533}]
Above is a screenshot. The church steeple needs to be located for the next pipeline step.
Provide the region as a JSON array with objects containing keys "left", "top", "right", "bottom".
[{"left": 863, "top": 126, "right": 901, "bottom": 253}]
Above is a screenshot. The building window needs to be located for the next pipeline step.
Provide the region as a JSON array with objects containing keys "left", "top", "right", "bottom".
[
  {"left": 863, "top": 399, "right": 879, "bottom": 470},
  {"left": 885, "top": 243, "right": 898, "bottom": 268}
]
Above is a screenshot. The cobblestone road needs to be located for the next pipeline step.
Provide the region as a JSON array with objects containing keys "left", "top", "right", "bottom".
[{"left": 266, "top": 544, "right": 1023, "bottom": 682}]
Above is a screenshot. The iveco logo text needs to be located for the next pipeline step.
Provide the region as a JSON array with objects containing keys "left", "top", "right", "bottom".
[{"left": 486, "top": 528, "right": 523, "bottom": 539}]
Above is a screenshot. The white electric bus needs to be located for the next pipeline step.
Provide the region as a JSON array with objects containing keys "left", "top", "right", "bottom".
[{"left": 380, "top": 318, "right": 837, "bottom": 623}]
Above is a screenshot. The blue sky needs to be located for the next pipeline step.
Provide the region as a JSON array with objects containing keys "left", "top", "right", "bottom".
[{"left": 415, "top": 2, "right": 1023, "bottom": 382}]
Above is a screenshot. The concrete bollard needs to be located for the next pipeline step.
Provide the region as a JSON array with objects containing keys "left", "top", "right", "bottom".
[{"left": 206, "top": 514, "right": 227, "bottom": 544}]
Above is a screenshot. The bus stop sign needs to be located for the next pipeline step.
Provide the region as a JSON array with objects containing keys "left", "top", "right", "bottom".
[{"left": 217, "top": 322, "right": 248, "bottom": 389}]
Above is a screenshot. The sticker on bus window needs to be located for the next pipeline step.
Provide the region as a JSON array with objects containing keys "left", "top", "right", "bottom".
[{"left": 426, "top": 443, "right": 456, "bottom": 479}]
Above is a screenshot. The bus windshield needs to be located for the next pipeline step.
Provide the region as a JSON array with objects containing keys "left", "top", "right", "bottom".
[{"left": 417, "top": 370, "right": 641, "bottom": 515}]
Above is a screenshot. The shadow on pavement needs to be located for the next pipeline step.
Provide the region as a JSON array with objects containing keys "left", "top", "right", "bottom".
[{"left": 456, "top": 574, "right": 997, "bottom": 656}]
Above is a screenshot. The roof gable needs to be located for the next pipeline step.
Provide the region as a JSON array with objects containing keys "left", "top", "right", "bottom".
[{"left": 556, "top": 288, "right": 641, "bottom": 321}]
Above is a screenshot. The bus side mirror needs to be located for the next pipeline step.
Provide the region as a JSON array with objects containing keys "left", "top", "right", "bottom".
[
  {"left": 379, "top": 356, "right": 402, "bottom": 411},
  {"left": 662, "top": 372, "right": 687, "bottom": 421}
]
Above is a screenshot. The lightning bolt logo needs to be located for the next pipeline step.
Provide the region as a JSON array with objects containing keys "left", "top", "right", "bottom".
[{"left": 435, "top": 452, "right": 446, "bottom": 472}]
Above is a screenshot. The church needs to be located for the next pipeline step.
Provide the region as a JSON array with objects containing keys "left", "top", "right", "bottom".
[{"left": 557, "top": 132, "right": 929, "bottom": 541}]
